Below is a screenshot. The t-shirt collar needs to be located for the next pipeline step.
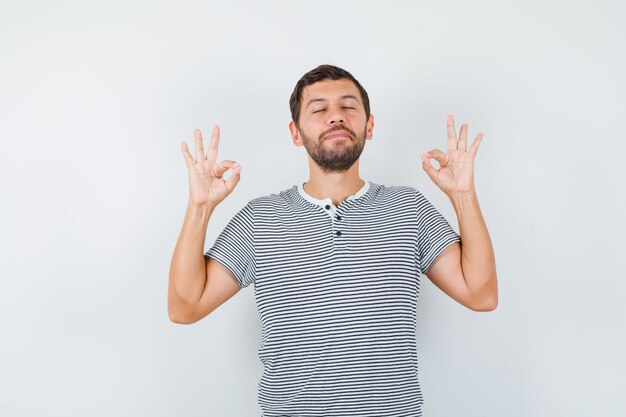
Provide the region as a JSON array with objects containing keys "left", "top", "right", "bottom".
[{"left": 297, "top": 180, "right": 370, "bottom": 208}]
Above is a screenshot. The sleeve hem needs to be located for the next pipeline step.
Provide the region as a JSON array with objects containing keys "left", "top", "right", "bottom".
[
  {"left": 421, "top": 235, "right": 461, "bottom": 274},
  {"left": 204, "top": 251, "right": 246, "bottom": 288}
]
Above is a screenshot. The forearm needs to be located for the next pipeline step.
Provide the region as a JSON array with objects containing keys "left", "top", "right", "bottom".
[
  {"left": 450, "top": 191, "right": 498, "bottom": 302},
  {"left": 169, "top": 204, "right": 215, "bottom": 307}
]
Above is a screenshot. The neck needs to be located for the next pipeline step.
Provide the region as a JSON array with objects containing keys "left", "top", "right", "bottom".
[{"left": 303, "top": 158, "right": 365, "bottom": 206}]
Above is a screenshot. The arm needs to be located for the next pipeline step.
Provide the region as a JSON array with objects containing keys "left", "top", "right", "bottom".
[
  {"left": 168, "top": 126, "right": 242, "bottom": 324},
  {"left": 421, "top": 115, "right": 498, "bottom": 311}
]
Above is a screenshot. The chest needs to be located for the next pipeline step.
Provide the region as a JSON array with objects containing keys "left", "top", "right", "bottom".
[{"left": 253, "top": 205, "right": 420, "bottom": 330}]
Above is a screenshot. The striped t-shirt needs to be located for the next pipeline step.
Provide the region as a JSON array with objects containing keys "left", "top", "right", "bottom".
[{"left": 205, "top": 181, "right": 460, "bottom": 417}]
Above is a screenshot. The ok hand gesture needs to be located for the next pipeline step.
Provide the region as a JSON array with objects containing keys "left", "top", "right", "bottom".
[
  {"left": 421, "top": 115, "right": 483, "bottom": 197},
  {"left": 181, "top": 125, "right": 241, "bottom": 209}
]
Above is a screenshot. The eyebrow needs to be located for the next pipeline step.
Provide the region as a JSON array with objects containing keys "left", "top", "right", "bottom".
[{"left": 305, "top": 94, "right": 360, "bottom": 108}]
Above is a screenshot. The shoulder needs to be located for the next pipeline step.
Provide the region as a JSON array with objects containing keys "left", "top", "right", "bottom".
[
  {"left": 366, "top": 184, "right": 442, "bottom": 220},
  {"left": 245, "top": 185, "right": 301, "bottom": 210},
  {"left": 375, "top": 183, "right": 436, "bottom": 203},
  {"left": 368, "top": 183, "right": 421, "bottom": 203}
]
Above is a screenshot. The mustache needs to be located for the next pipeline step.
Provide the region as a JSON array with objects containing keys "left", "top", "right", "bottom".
[{"left": 319, "top": 124, "right": 356, "bottom": 141}]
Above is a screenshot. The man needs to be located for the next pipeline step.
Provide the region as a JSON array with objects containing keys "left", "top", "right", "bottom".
[{"left": 168, "top": 65, "right": 497, "bottom": 416}]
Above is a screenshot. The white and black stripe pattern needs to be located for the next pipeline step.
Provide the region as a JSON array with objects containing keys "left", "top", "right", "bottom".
[{"left": 205, "top": 182, "right": 460, "bottom": 417}]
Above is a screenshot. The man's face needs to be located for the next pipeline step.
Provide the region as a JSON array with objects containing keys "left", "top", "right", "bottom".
[{"left": 290, "top": 78, "right": 374, "bottom": 173}]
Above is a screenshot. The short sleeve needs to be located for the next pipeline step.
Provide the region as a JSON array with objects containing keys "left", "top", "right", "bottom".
[
  {"left": 414, "top": 190, "right": 460, "bottom": 274},
  {"left": 204, "top": 202, "right": 256, "bottom": 288}
]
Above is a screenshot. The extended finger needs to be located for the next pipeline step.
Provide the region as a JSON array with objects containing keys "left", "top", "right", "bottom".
[
  {"left": 181, "top": 142, "right": 196, "bottom": 168},
  {"left": 458, "top": 123, "right": 468, "bottom": 151},
  {"left": 205, "top": 125, "right": 220, "bottom": 163},
  {"left": 211, "top": 159, "right": 238, "bottom": 178},
  {"left": 447, "top": 114, "right": 457, "bottom": 152},
  {"left": 194, "top": 128, "right": 205, "bottom": 160},
  {"left": 468, "top": 132, "right": 484, "bottom": 156},
  {"left": 421, "top": 153, "right": 438, "bottom": 183},
  {"left": 424, "top": 148, "right": 450, "bottom": 167}
]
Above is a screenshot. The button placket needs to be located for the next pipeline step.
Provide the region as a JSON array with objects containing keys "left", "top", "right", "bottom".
[{"left": 331, "top": 206, "right": 348, "bottom": 250}]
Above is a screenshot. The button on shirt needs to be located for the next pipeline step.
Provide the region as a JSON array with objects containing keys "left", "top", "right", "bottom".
[
  {"left": 297, "top": 180, "right": 370, "bottom": 219},
  {"left": 205, "top": 181, "right": 460, "bottom": 417},
  {"left": 296, "top": 181, "right": 370, "bottom": 250}
]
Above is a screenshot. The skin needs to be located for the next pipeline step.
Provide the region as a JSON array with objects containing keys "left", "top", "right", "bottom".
[
  {"left": 168, "top": 126, "right": 242, "bottom": 324},
  {"left": 288, "top": 78, "right": 374, "bottom": 205},
  {"left": 168, "top": 78, "right": 497, "bottom": 324},
  {"left": 421, "top": 116, "right": 498, "bottom": 312}
]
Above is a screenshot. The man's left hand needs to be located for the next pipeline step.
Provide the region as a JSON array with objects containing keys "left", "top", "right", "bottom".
[{"left": 421, "top": 114, "right": 483, "bottom": 197}]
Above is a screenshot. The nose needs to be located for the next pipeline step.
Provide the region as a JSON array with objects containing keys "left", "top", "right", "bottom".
[{"left": 328, "top": 108, "right": 345, "bottom": 125}]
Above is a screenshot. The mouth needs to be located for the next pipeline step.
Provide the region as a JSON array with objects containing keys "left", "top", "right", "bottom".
[{"left": 324, "top": 130, "right": 351, "bottom": 141}]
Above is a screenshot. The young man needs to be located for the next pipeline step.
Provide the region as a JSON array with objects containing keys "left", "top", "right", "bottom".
[{"left": 168, "top": 65, "right": 497, "bottom": 416}]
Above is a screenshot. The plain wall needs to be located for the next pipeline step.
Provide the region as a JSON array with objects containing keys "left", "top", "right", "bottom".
[{"left": 1, "top": 0, "right": 624, "bottom": 416}]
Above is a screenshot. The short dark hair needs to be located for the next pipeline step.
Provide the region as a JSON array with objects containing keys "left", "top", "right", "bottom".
[{"left": 289, "top": 64, "right": 370, "bottom": 127}]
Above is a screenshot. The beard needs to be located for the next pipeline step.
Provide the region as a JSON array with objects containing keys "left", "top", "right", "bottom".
[{"left": 299, "top": 123, "right": 367, "bottom": 173}]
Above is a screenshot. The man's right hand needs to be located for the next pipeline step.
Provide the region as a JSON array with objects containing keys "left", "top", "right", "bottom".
[{"left": 181, "top": 125, "right": 241, "bottom": 209}]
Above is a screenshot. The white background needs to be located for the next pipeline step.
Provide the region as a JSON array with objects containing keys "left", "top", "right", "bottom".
[{"left": 1, "top": 1, "right": 625, "bottom": 416}]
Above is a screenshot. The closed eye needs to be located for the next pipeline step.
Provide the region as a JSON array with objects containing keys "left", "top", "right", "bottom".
[{"left": 312, "top": 109, "right": 326, "bottom": 113}]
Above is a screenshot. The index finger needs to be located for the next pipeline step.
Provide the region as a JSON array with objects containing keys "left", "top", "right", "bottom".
[
  {"left": 447, "top": 114, "right": 457, "bottom": 152},
  {"left": 194, "top": 128, "right": 205, "bottom": 160},
  {"left": 205, "top": 125, "right": 220, "bottom": 163}
]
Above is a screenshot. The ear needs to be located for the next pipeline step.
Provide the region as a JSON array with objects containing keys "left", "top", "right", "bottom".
[
  {"left": 289, "top": 120, "right": 303, "bottom": 147},
  {"left": 365, "top": 114, "right": 375, "bottom": 140}
]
